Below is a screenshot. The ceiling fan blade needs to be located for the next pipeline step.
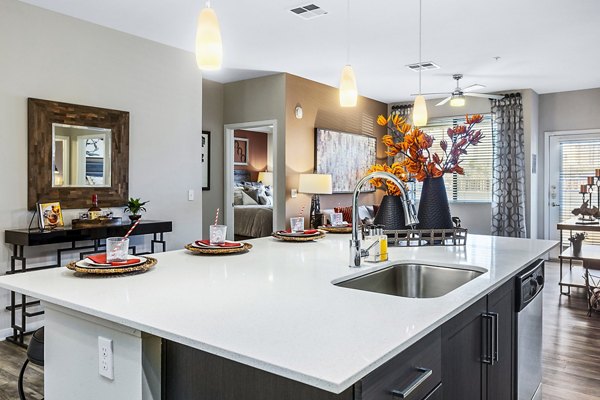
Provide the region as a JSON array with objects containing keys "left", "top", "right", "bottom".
[
  {"left": 464, "top": 92, "right": 505, "bottom": 100},
  {"left": 462, "top": 84, "right": 485, "bottom": 92},
  {"left": 410, "top": 92, "right": 452, "bottom": 96},
  {"left": 436, "top": 97, "right": 452, "bottom": 106}
]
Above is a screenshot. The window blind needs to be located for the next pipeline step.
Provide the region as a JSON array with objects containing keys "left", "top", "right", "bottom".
[
  {"left": 559, "top": 140, "right": 600, "bottom": 244},
  {"left": 414, "top": 114, "right": 494, "bottom": 202}
]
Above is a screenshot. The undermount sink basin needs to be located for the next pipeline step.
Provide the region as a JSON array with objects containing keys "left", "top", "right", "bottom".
[{"left": 335, "top": 263, "right": 484, "bottom": 298}]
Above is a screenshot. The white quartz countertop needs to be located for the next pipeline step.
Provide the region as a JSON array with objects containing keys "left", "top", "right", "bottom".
[{"left": 0, "top": 234, "right": 556, "bottom": 393}]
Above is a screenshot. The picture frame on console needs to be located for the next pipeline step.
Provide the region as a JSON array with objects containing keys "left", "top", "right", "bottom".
[
  {"left": 201, "top": 130, "right": 210, "bottom": 190},
  {"left": 314, "top": 128, "right": 377, "bottom": 193},
  {"left": 38, "top": 201, "right": 64, "bottom": 230}
]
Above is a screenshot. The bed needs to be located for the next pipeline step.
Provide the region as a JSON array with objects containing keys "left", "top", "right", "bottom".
[{"left": 233, "top": 170, "right": 273, "bottom": 238}]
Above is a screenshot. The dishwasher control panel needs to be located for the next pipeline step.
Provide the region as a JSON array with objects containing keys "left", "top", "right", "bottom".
[{"left": 516, "top": 259, "right": 544, "bottom": 312}]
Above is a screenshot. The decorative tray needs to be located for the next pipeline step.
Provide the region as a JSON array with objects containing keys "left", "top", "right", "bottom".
[
  {"left": 319, "top": 225, "right": 352, "bottom": 233},
  {"left": 185, "top": 242, "right": 252, "bottom": 255},
  {"left": 272, "top": 230, "right": 326, "bottom": 242},
  {"left": 71, "top": 217, "right": 122, "bottom": 228},
  {"left": 66, "top": 256, "right": 157, "bottom": 275}
]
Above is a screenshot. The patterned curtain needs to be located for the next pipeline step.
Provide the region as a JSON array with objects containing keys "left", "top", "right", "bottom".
[
  {"left": 491, "top": 93, "right": 527, "bottom": 238},
  {"left": 391, "top": 104, "right": 413, "bottom": 121}
]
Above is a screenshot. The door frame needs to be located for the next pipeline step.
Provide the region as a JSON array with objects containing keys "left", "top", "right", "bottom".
[
  {"left": 543, "top": 128, "right": 600, "bottom": 239},
  {"left": 223, "top": 120, "right": 279, "bottom": 240}
]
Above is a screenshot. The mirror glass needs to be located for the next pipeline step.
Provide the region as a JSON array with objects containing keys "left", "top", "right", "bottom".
[{"left": 52, "top": 123, "right": 112, "bottom": 187}]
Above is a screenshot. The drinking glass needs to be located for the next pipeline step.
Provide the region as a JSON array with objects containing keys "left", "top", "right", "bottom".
[
  {"left": 290, "top": 217, "right": 305, "bottom": 233},
  {"left": 209, "top": 225, "right": 227, "bottom": 245},
  {"left": 106, "top": 237, "right": 129, "bottom": 263},
  {"left": 331, "top": 212, "right": 344, "bottom": 226}
]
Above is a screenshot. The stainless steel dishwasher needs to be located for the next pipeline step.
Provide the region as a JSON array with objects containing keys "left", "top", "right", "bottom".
[{"left": 516, "top": 259, "right": 544, "bottom": 400}]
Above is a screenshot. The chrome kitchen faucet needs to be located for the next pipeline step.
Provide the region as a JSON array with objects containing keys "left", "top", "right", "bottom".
[{"left": 349, "top": 172, "right": 418, "bottom": 268}]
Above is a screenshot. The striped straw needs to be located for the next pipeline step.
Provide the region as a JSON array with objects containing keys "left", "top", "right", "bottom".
[
  {"left": 299, "top": 205, "right": 305, "bottom": 218},
  {"left": 110, "top": 218, "right": 142, "bottom": 256},
  {"left": 214, "top": 208, "right": 220, "bottom": 226}
]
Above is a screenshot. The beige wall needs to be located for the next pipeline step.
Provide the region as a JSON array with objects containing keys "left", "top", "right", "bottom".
[
  {"left": 285, "top": 74, "right": 388, "bottom": 225},
  {"left": 223, "top": 74, "right": 286, "bottom": 230},
  {"left": 0, "top": 0, "right": 203, "bottom": 336},
  {"left": 202, "top": 79, "right": 224, "bottom": 238},
  {"left": 537, "top": 87, "right": 600, "bottom": 237}
]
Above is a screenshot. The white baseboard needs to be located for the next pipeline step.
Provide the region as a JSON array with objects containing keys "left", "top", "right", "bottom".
[{"left": 0, "top": 319, "right": 45, "bottom": 341}]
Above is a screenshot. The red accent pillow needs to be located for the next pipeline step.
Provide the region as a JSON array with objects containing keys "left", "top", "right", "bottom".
[{"left": 334, "top": 206, "right": 353, "bottom": 224}]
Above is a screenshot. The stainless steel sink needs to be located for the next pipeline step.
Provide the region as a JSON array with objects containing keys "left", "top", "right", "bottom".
[{"left": 334, "top": 263, "right": 484, "bottom": 298}]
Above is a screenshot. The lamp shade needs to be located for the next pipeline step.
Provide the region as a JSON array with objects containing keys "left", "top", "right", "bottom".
[
  {"left": 257, "top": 171, "right": 273, "bottom": 186},
  {"left": 450, "top": 95, "right": 465, "bottom": 107},
  {"left": 298, "top": 174, "right": 333, "bottom": 195},
  {"left": 339, "top": 65, "right": 358, "bottom": 107},
  {"left": 195, "top": 6, "right": 222, "bottom": 71},
  {"left": 412, "top": 95, "right": 428, "bottom": 127}
]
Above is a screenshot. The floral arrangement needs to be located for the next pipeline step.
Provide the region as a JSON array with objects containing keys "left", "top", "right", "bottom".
[
  {"left": 376, "top": 113, "right": 485, "bottom": 182},
  {"left": 568, "top": 232, "right": 586, "bottom": 244}
]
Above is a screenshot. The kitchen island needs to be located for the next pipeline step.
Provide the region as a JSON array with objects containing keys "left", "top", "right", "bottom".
[{"left": 0, "top": 234, "right": 556, "bottom": 399}]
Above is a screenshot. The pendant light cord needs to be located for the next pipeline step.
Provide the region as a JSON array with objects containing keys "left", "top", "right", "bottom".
[
  {"left": 346, "top": 0, "right": 350, "bottom": 64},
  {"left": 418, "top": 0, "right": 422, "bottom": 94}
]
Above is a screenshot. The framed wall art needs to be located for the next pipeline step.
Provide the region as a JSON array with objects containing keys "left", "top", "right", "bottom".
[
  {"left": 201, "top": 131, "right": 210, "bottom": 190},
  {"left": 314, "top": 128, "right": 376, "bottom": 193},
  {"left": 234, "top": 137, "right": 249, "bottom": 166}
]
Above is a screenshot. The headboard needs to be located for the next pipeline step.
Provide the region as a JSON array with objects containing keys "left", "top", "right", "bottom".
[{"left": 234, "top": 170, "right": 251, "bottom": 185}]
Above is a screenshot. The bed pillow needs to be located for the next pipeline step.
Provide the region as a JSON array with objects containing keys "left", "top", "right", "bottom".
[
  {"left": 241, "top": 191, "right": 259, "bottom": 205},
  {"left": 243, "top": 186, "right": 261, "bottom": 203},
  {"left": 233, "top": 187, "right": 244, "bottom": 205}
]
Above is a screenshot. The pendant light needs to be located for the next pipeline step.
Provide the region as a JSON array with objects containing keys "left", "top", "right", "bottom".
[
  {"left": 195, "top": 1, "right": 223, "bottom": 71},
  {"left": 339, "top": 0, "right": 357, "bottom": 107},
  {"left": 412, "top": 0, "right": 428, "bottom": 126}
]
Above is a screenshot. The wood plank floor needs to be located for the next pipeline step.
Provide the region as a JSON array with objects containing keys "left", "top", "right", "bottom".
[{"left": 0, "top": 261, "right": 597, "bottom": 399}]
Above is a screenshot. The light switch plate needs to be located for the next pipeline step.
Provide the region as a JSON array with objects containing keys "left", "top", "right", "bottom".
[
  {"left": 188, "top": 189, "right": 194, "bottom": 201},
  {"left": 291, "top": 189, "right": 298, "bottom": 198}
]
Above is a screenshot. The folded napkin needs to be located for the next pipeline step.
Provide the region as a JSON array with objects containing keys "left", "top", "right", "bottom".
[
  {"left": 195, "top": 240, "right": 242, "bottom": 248},
  {"left": 280, "top": 229, "right": 319, "bottom": 235},
  {"left": 87, "top": 253, "right": 140, "bottom": 266}
]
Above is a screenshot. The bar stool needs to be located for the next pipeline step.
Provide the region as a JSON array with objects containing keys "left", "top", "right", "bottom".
[{"left": 18, "top": 327, "right": 44, "bottom": 400}]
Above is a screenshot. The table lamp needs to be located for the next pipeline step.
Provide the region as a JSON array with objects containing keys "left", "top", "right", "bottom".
[
  {"left": 257, "top": 171, "right": 273, "bottom": 186},
  {"left": 298, "top": 173, "right": 333, "bottom": 228}
]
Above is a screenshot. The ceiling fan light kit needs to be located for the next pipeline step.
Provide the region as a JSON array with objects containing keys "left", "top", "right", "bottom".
[
  {"left": 195, "top": 1, "right": 223, "bottom": 71},
  {"left": 450, "top": 94, "right": 465, "bottom": 107}
]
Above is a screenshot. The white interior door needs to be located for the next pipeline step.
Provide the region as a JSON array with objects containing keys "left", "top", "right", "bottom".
[{"left": 545, "top": 130, "right": 600, "bottom": 241}]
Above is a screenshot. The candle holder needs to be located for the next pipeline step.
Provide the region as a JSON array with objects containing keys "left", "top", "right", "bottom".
[{"left": 574, "top": 177, "right": 599, "bottom": 224}]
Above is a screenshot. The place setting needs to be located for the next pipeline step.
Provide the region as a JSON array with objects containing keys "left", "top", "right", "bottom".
[
  {"left": 318, "top": 211, "right": 352, "bottom": 233},
  {"left": 185, "top": 209, "right": 252, "bottom": 255},
  {"left": 272, "top": 214, "right": 326, "bottom": 242},
  {"left": 67, "top": 219, "right": 157, "bottom": 275}
]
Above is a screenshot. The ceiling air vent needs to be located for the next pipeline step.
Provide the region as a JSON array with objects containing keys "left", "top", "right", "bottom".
[
  {"left": 406, "top": 61, "right": 440, "bottom": 72},
  {"left": 290, "top": 4, "right": 328, "bottom": 19}
]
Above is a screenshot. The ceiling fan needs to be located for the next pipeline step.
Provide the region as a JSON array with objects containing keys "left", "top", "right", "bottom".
[{"left": 413, "top": 74, "right": 504, "bottom": 106}]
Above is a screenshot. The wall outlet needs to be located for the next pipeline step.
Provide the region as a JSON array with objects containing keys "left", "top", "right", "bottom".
[
  {"left": 98, "top": 336, "right": 114, "bottom": 380},
  {"left": 291, "top": 189, "right": 298, "bottom": 198},
  {"left": 188, "top": 189, "right": 195, "bottom": 201}
]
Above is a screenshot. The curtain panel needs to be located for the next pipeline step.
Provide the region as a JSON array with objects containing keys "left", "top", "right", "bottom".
[{"left": 491, "top": 93, "right": 527, "bottom": 238}]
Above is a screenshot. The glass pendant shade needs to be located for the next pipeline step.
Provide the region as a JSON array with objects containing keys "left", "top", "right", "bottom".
[
  {"left": 195, "top": 6, "right": 222, "bottom": 71},
  {"left": 413, "top": 95, "right": 428, "bottom": 126},
  {"left": 450, "top": 95, "right": 466, "bottom": 107},
  {"left": 339, "top": 65, "right": 358, "bottom": 107}
]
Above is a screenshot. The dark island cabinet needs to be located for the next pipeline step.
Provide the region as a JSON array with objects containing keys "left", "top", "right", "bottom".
[{"left": 441, "top": 279, "right": 515, "bottom": 400}]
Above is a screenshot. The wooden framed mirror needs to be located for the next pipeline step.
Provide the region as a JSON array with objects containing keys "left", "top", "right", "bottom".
[{"left": 28, "top": 98, "right": 129, "bottom": 209}]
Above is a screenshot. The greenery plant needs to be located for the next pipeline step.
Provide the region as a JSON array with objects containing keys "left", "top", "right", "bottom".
[{"left": 124, "top": 197, "right": 149, "bottom": 216}]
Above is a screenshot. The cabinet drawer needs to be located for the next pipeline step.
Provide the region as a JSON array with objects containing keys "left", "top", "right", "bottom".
[{"left": 357, "top": 329, "right": 441, "bottom": 400}]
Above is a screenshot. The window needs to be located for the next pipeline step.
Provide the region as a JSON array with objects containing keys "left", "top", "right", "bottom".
[
  {"left": 559, "top": 140, "right": 600, "bottom": 244},
  {"left": 414, "top": 114, "right": 495, "bottom": 202}
]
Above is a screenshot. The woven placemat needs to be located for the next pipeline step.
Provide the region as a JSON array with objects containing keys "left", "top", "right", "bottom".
[
  {"left": 66, "top": 256, "right": 157, "bottom": 275},
  {"left": 184, "top": 242, "right": 252, "bottom": 255},
  {"left": 272, "top": 231, "right": 326, "bottom": 242}
]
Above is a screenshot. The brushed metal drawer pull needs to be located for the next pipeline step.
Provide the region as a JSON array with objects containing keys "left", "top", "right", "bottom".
[{"left": 391, "top": 367, "right": 433, "bottom": 398}]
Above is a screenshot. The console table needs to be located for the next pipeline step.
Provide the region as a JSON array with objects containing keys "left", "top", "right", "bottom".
[
  {"left": 557, "top": 218, "right": 600, "bottom": 295},
  {"left": 4, "top": 219, "right": 172, "bottom": 346}
]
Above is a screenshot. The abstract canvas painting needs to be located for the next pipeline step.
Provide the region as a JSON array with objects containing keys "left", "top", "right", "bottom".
[{"left": 315, "top": 128, "right": 376, "bottom": 193}]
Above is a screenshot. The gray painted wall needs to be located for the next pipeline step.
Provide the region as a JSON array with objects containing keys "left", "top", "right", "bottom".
[
  {"left": 201, "top": 80, "right": 225, "bottom": 238},
  {"left": 537, "top": 87, "right": 600, "bottom": 237},
  {"left": 0, "top": 0, "right": 203, "bottom": 336}
]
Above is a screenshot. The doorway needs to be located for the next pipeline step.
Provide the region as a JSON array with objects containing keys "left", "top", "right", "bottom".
[
  {"left": 223, "top": 120, "right": 279, "bottom": 241},
  {"left": 544, "top": 129, "right": 600, "bottom": 244}
]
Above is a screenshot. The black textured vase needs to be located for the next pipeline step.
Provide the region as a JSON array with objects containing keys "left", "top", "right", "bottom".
[
  {"left": 417, "top": 177, "right": 453, "bottom": 229},
  {"left": 373, "top": 195, "right": 406, "bottom": 230}
]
